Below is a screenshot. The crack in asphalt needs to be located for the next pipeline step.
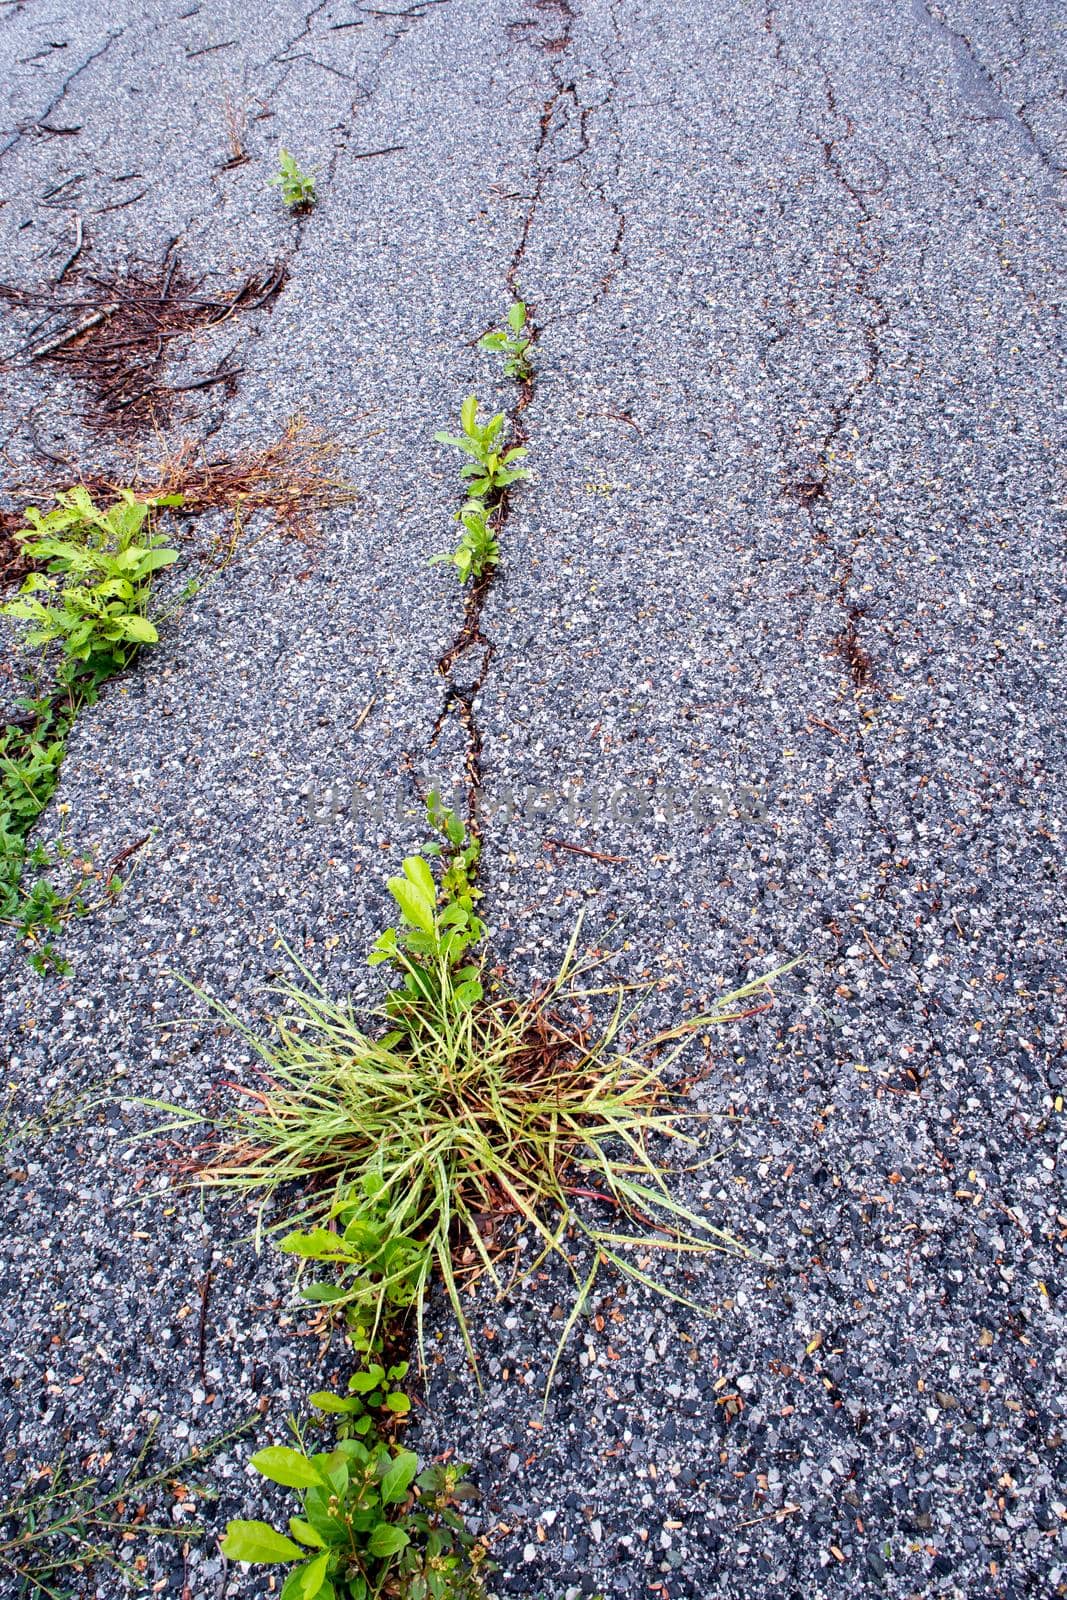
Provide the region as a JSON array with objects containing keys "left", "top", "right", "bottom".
[
  {"left": 912, "top": 0, "right": 1064, "bottom": 178},
  {"left": 429, "top": 0, "right": 631, "bottom": 836},
  {"left": 428, "top": 1, "right": 583, "bottom": 835},
  {"left": 758, "top": 12, "right": 949, "bottom": 1084},
  {"left": 0, "top": 25, "right": 124, "bottom": 161}
]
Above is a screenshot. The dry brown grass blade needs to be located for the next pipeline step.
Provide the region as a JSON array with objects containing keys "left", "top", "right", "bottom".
[{"left": 127, "top": 417, "right": 359, "bottom": 537}]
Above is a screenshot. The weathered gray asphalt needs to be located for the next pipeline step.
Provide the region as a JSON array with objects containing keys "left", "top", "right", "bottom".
[{"left": 0, "top": 2, "right": 1064, "bottom": 1597}]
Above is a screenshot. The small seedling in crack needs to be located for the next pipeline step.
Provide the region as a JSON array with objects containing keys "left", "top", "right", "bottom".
[
  {"left": 428, "top": 501, "right": 499, "bottom": 585},
  {"left": 434, "top": 395, "right": 529, "bottom": 501},
  {"left": 478, "top": 300, "right": 532, "bottom": 381},
  {"left": 269, "top": 148, "right": 317, "bottom": 211}
]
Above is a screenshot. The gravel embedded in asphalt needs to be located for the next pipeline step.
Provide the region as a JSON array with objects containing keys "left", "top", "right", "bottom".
[{"left": 0, "top": 1, "right": 1064, "bottom": 1597}]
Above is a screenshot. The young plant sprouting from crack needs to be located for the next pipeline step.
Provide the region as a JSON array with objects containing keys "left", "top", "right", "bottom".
[
  {"left": 477, "top": 300, "right": 532, "bottom": 382},
  {"left": 430, "top": 395, "right": 529, "bottom": 584},
  {"left": 221, "top": 1426, "right": 491, "bottom": 1600},
  {"left": 2, "top": 487, "right": 182, "bottom": 670},
  {"left": 434, "top": 395, "right": 529, "bottom": 503},
  {"left": 428, "top": 501, "right": 499, "bottom": 585},
  {"left": 269, "top": 147, "right": 317, "bottom": 211},
  {"left": 167, "top": 793, "right": 795, "bottom": 1398}
]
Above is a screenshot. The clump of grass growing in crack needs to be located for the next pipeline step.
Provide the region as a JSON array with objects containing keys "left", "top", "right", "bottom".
[
  {"left": 0, "top": 1412, "right": 255, "bottom": 1598},
  {"left": 270, "top": 147, "right": 317, "bottom": 210},
  {"left": 477, "top": 300, "right": 532, "bottom": 382},
  {"left": 177, "top": 794, "right": 786, "bottom": 1392}
]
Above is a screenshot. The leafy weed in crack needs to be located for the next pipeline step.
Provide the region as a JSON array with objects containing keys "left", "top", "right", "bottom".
[
  {"left": 2, "top": 486, "right": 182, "bottom": 668},
  {"left": 220, "top": 1299, "right": 490, "bottom": 1597},
  {"left": 428, "top": 501, "right": 499, "bottom": 586},
  {"left": 434, "top": 395, "right": 530, "bottom": 502},
  {"left": 222, "top": 1427, "right": 490, "bottom": 1600},
  {"left": 477, "top": 299, "right": 532, "bottom": 382},
  {"left": 310, "top": 1344, "right": 413, "bottom": 1437},
  {"left": 430, "top": 395, "right": 528, "bottom": 584},
  {"left": 270, "top": 147, "right": 318, "bottom": 211},
  {"left": 0, "top": 486, "right": 182, "bottom": 970}
]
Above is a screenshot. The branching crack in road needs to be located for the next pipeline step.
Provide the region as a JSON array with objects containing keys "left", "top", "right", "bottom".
[
  {"left": 427, "top": 0, "right": 630, "bottom": 831},
  {"left": 429, "top": 0, "right": 592, "bottom": 835},
  {"left": 763, "top": 20, "right": 891, "bottom": 800},
  {"left": 759, "top": 14, "right": 947, "bottom": 1082}
]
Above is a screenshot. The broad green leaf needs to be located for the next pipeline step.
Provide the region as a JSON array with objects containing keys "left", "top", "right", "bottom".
[
  {"left": 460, "top": 394, "right": 478, "bottom": 436},
  {"left": 281, "top": 1567, "right": 306, "bottom": 1600},
  {"left": 278, "top": 1227, "right": 340, "bottom": 1258},
  {"left": 289, "top": 1516, "right": 326, "bottom": 1548},
  {"left": 384, "top": 1391, "right": 411, "bottom": 1414},
  {"left": 349, "top": 1366, "right": 385, "bottom": 1393},
  {"left": 221, "top": 1520, "right": 304, "bottom": 1563},
  {"left": 309, "top": 1390, "right": 358, "bottom": 1415},
  {"left": 433, "top": 432, "right": 484, "bottom": 459},
  {"left": 342, "top": 1217, "right": 381, "bottom": 1251},
  {"left": 453, "top": 978, "right": 483, "bottom": 1011},
  {"left": 135, "top": 548, "right": 179, "bottom": 574},
  {"left": 250, "top": 1446, "right": 326, "bottom": 1489},
  {"left": 367, "top": 1521, "right": 410, "bottom": 1557},
  {"left": 117, "top": 615, "right": 158, "bottom": 643},
  {"left": 508, "top": 300, "right": 527, "bottom": 331},
  {"left": 387, "top": 875, "right": 435, "bottom": 935},
  {"left": 299, "top": 1551, "right": 330, "bottom": 1597},
  {"left": 380, "top": 1450, "right": 418, "bottom": 1505},
  {"left": 402, "top": 854, "right": 436, "bottom": 904}
]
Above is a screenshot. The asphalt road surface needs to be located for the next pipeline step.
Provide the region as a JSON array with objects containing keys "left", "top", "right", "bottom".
[{"left": 0, "top": 2, "right": 1064, "bottom": 1597}]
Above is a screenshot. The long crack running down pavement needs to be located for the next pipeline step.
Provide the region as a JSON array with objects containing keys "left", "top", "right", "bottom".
[{"left": 0, "top": 2, "right": 1064, "bottom": 1599}]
